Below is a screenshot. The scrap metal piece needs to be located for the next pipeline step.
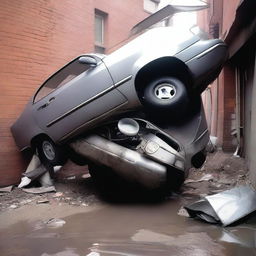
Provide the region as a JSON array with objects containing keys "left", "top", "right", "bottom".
[
  {"left": 185, "top": 198, "right": 220, "bottom": 224},
  {"left": 185, "top": 185, "right": 256, "bottom": 226},
  {"left": 206, "top": 185, "right": 256, "bottom": 226}
]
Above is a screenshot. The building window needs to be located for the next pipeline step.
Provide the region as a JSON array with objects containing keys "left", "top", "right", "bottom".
[
  {"left": 94, "top": 10, "right": 107, "bottom": 53},
  {"left": 144, "top": 0, "right": 159, "bottom": 13},
  {"left": 95, "top": 14, "right": 104, "bottom": 45}
]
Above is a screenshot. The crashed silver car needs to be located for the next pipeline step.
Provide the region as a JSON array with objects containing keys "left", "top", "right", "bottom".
[{"left": 11, "top": 5, "right": 227, "bottom": 190}]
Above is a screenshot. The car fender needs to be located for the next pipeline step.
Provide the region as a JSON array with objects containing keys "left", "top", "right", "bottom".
[{"left": 11, "top": 99, "right": 47, "bottom": 150}]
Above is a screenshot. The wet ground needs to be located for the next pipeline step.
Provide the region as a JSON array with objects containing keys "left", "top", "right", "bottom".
[
  {"left": 1, "top": 196, "right": 256, "bottom": 256},
  {"left": 0, "top": 151, "right": 256, "bottom": 255}
]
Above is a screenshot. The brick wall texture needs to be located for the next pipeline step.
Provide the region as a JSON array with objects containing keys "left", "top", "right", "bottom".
[
  {"left": 0, "top": 0, "right": 148, "bottom": 186},
  {"left": 198, "top": 0, "right": 241, "bottom": 152}
]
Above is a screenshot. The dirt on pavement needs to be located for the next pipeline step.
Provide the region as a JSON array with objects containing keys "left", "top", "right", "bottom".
[{"left": 0, "top": 150, "right": 249, "bottom": 212}]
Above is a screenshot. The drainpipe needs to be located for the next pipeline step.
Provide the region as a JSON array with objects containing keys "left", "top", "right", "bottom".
[
  {"left": 233, "top": 68, "right": 241, "bottom": 156},
  {"left": 249, "top": 53, "right": 256, "bottom": 189}
]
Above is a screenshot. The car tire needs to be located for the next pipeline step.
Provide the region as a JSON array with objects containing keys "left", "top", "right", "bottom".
[
  {"left": 36, "top": 137, "right": 67, "bottom": 167},
  {"left": 142, "top": 77, "right": 189, "bottom": 114}
]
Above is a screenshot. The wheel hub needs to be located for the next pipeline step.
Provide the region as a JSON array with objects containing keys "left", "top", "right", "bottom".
[
  {"left": 155, "top": 83, "right": 176, "bottom": 100},
  {"left": 42, "top": 141, "right": 55, "bottom": 161}
]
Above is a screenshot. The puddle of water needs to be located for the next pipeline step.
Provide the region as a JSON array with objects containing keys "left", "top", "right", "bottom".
[{"left": 0, "top": 199, "right": 256, "bottom": 256}]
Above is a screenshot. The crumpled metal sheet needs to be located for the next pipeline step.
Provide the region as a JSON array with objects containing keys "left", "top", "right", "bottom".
[{"left": 185, "top": 185, "right": 256, "bottom": 226}]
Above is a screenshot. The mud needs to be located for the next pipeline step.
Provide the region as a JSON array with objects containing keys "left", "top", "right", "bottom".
[
  {"left": 0, "top": 152, "right": 255, "bottom": 255},
  {"left": 1, "top": 196, "right": 256, "bottom": 256}
]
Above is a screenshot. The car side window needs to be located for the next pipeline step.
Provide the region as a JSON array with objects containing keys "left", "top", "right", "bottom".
[{"left": 34, "top": 58, "right": 91, "bottom": 103}]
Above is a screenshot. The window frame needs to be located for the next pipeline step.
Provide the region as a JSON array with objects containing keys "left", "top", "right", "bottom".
[{"left": 95, "top": 13, "right": 105, "bottom": 46}]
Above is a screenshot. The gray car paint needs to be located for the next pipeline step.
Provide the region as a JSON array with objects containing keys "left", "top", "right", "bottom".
[
  {"left": 33, "top": 60, "right": 127, "bottom": 141},
  {"left": 11, "top": 17, "right": 227, "bottom": 151}
]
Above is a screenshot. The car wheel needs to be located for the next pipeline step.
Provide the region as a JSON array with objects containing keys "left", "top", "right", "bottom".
[
  {"left": 36, "top": 137, "right": 67, "bottom": 166},
  {"left": 142, "top": 77, "right": 189, "bottom": 114}
]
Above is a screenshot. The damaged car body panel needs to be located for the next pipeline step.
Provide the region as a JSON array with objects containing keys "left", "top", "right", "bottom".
[{"left": 11, "top": 4, "right": 228, "bottom": 190}]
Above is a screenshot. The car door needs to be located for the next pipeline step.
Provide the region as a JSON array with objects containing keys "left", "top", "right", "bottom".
[{"left": 32, "top": 55, "right": 127, "bottom": 141}]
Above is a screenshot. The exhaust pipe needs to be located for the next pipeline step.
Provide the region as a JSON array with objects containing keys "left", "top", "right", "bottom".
[{"left": 70, "top": 135, "right": 167, "bottom": 189}]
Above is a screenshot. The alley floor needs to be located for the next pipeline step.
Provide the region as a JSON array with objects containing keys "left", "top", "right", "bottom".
[{"left": 0, "top": 151, "right": 256, "bottom": 256}]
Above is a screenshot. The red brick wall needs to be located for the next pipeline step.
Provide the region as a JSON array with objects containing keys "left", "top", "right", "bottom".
[
  {"left": 222, "top": 0, "right": 241, "bottom": 37},
  {"left": 94, "top": 0, "right": 147, "bottom": 51},
  {"left": 0, "top": 0, "right": 147, "bottom": 186}
]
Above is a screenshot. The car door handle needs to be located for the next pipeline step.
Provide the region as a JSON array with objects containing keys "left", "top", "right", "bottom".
[
  {"left": 37, "top": 103, "right": 49, "bottom": 111},
  {"left": 37, "top": 97, "right": 56, "bottom": 111},
  {"left": 49, "top": 97, "right": 55, "bottom": 102}
]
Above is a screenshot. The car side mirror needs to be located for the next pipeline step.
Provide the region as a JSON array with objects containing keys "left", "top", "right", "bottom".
[{"left": 78, "top": 56, "right": 97, "bottom": 67}]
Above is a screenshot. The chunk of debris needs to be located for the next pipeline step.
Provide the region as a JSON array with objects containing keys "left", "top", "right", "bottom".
[
  {"left": 177, "top": 207, "right": 190, "bottom": 217},
  {"left": 37, "top": 199, "right": 50, "bottom": 204},
  {"left": 184, "top": 174, "right": 214, "bottom": 184},
  {"left": 52, "top": 192, "right": 63, "bottom": 198},
  {"left": 184, "top": 185, "right": 256, "bottom": 226},
  {"left": 0, "top": 185, "right": 13, "bottom": 193},
  {"left": 66, "top": 176, "right": 76, "bottom": 180},
  {"left": 45, "top": 218, "right": 66, "bottom": 228},
  {"left": 9, "top": 204, "right": 18, "bottom": 209}
]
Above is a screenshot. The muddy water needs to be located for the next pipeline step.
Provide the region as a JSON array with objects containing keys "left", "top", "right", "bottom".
[{"left": 0, "top": 198, "right": 256, "bottom": 256}]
